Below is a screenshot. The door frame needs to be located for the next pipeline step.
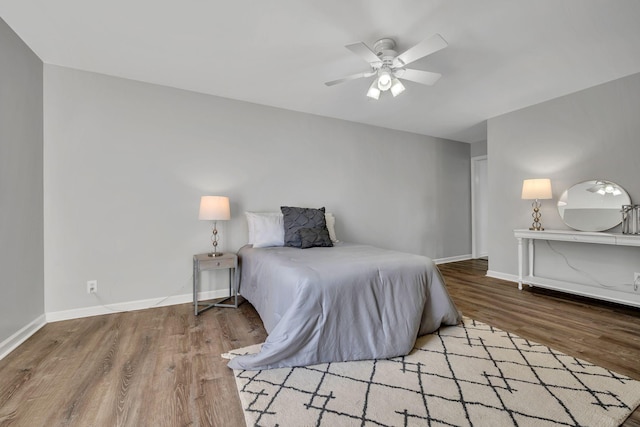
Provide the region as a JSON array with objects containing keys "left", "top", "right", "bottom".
[{"left": 471, "top": 155, "right": 488, "bottom": 258}]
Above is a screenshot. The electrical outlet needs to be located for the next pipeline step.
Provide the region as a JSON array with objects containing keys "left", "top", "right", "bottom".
[
  {"left": 635, "top": 273, "right": 640, "bottom": 292},
  {"left": 87, "top": 280, "right": 97, "bottom": 294}
]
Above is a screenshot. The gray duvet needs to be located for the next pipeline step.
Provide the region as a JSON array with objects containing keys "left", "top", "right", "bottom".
[{"left": 227, "top": 242, "right": 461, "bottom": 370}]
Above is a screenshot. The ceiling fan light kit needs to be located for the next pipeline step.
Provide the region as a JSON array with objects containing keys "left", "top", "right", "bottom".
[{"left": 326, "top": 34, "right": 447, "bottom": 100}]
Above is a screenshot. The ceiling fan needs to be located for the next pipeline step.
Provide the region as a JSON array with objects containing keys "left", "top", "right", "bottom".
[{"left": 325, "top": 34, "right": 448, "bottom": 100}]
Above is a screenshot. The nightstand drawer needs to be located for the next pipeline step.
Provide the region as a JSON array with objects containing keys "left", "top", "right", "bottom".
[{"left": 199, "top": 256, "right": 236, "bottom": 270}]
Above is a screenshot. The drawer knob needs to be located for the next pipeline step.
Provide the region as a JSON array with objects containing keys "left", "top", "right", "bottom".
[{"left": 216, "top": 262, "right": 221, "bottom": 266}]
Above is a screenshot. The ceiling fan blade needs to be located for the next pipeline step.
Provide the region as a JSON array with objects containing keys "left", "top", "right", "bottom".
[
  {"left": 397, "top": 68, "right": 442, "bottom": 85},
  {"left": 345, "top": 42, "right": 382, "bottom": 65},
  {"left": 393, "top": 34, "right": 448, "bottom": 67},
  {"left": 325, "top": 70, "right": 376, "bottom": 86}
]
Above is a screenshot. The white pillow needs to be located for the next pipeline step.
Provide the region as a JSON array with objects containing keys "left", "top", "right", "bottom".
[
  {"left": 325, "top": 212, "right": 339, "bottom": 243},
  {"left": 245, "top": 212, "right": 284, "bottom": 248}
]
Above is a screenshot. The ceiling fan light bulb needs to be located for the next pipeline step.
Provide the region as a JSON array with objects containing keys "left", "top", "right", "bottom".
[
  {"left": 390, "top": 78, "right": 405, "bottom": 97},
  {"left": 377, "top": 71, "right": 392, "bottom": 91},
  {"left": 367, "top": 80, "right": 380, "bottom": 100}
]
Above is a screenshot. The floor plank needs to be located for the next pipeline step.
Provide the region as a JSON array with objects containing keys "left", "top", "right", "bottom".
[{"left": 1, "top": 258, "right": 639, "bottom": 426}]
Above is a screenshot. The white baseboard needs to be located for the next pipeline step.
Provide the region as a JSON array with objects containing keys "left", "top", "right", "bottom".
[
  {"left": 46, "top": 289, "right": 231, "bottom": 323},
  {"left": 0, "top": 314, "right": 47, "bottom": 361},
  {"left": 434, "top": 254, "right": 472, "bottom": 264},
  {"left": 486, "top": 270, "right": 519, "bottom": 283}
]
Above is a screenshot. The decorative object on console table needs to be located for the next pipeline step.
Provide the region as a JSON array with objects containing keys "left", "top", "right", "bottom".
[
  {"left": 521, "top": 178, "right": 552, "bottom": 231},
  {"left": 198, "top": 196, "right": 231, "bottom": 257},
  {"left": 622, "top": 205, "right": 640, "bottom": 235}
]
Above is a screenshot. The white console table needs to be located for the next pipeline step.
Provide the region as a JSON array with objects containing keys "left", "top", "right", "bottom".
[{"left": 514, "top": 229, "right": 640, "bottom": 294}]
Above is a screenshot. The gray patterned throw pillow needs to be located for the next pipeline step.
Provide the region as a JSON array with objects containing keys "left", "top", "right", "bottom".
[
  {"left": 281, "top": 206, "right": 327, "bottom": 248},
  {"left": 298, "top": 227, "right": 333, "bottom": 249}
]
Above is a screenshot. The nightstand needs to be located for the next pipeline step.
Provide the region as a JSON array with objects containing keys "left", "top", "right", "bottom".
[{"left": 192, "top": 252, "right": 238, "bottom": 315}]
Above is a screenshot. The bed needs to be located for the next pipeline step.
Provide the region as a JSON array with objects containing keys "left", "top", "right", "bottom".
[{"left": 227, "top": 241, "right": 461, "bottom": 370}]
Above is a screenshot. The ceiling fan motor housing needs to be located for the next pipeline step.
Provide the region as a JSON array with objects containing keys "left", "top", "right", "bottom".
[{"left": 373, "top": 38, "right": 398, "bottom": 68}]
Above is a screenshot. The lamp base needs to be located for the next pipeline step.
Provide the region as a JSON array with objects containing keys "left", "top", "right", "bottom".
[
  {"left": 529, "top": 199, "right": 544, "bottom": 231},
  {"left": 207, "top": 252, "right": 224, "bottom": 257}
]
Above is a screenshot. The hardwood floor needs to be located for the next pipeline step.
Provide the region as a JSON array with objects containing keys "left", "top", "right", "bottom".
[{"left": 1, "top": 258, "right": 640, "bottom": 426}]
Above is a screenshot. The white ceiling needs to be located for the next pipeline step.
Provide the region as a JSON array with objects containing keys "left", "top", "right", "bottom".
[{"left": 2, "top": 1, "right": 640, "bottom": 143}]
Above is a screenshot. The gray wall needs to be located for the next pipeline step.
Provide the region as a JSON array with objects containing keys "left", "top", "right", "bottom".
[
  {"left": 43, "top": 65, "right": 471, "bottom": 314},
  {"left": 488, "top": 72, "right": 640, "bottom": 299},
  {"left": 470, "top": 140, "right": 487, "bottom": 158},
  {"left": 0, "top": 18, "right": 44, "bottom": 342}
]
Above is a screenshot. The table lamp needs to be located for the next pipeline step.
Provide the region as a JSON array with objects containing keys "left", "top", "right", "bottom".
[
  {"left": 199, "top": 196, "right": 231, "bottom": 257},
  {"left": 521, "top": 179, "right": 552, "bottom": 231}
]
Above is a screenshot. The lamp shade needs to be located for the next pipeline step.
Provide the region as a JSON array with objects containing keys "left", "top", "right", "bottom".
[
  {"left": 521, "top": 179, "right": 552, "bottom": 200},
  {"left": 366, "top": 79, "right": 381, "bottom": 100},
  {"left": 377, "top": 70, "right": 392, "bottom": 91},
  {"left": 198, "top": 196, "right": 230, "bottom": 220},
  {"left": 390, "top": 78, "right": 405, "bottom": 97}
]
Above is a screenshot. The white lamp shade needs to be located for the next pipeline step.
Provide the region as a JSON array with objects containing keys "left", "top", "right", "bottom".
[
  {"left": 390, "top": 78, "right": 405, "bottom": 97},
  {"left": 367, "top": 80, "right": 381, "bottom": 99},
  {"left": 377, "top": 70, "right": 392, "bottom": 91},
  {"left": 198, "top": 196, "right": 230, "bottom": 220},
  {"left": 521, "top": 179, "right": 552, "bottom": 200}
]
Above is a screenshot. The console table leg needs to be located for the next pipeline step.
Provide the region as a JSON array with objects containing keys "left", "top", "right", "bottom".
[
  {"left": 517, "top": 237, "right": 523, "bottom": 290},
  {"left": 528, "top": 239, "right": 534, "bottom": 281}
]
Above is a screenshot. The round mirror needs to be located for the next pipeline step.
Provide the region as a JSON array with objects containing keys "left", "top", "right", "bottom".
[{"left": 557, "top": 180, "right": 631, "bottom": 231}]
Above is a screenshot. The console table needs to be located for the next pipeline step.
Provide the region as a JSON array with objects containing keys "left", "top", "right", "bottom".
[{"left": 514, "top": 229, "right": 640, "bottom": 306}]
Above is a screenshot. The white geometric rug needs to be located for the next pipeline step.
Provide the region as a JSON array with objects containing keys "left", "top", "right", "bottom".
[{"left": 223, "top": 318, "right": 640, "bottom": 427}]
